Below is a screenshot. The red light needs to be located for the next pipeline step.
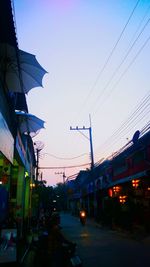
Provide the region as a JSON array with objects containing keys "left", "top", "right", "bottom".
[{"left": 108, "top": 188, "right": 113, "bottom": 197}]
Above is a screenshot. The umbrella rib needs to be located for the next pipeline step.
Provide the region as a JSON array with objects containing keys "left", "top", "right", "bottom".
[
  {"left": 20, "top": 60, "right": 47, "bottom": 73},
  {"left": 19, "top": 66, "right": 44, "bottom": 87},
  {"left": 19, "top": 50, "right": 48, "bottom": 72},
  {"left": 16, "top": 112, "right": 45, "bottom": 135}
]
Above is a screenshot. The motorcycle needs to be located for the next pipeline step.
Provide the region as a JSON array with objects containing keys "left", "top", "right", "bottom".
[
  {"left": 79, "top": 210, "right": 86, "bottom": 226},
  {"left": 63, "top": 242, "right": 82, "bottom": 267}
]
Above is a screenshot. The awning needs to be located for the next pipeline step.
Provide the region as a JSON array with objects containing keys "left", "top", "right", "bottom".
[{"left": 108, "top": 170, "right": 147, "bottom": 187}]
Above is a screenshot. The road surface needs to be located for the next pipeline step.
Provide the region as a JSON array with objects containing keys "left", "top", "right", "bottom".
[{"left": 61, "top": 212, "right": 150, "bottom": 267}]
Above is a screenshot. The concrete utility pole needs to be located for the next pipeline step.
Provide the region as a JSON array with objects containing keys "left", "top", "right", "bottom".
[
  {"left": 34, "top": 141, "right": 44, "bottom": 181},
  {"left": 55, "top": 171, "right": 66, "bottom": 183},
  {"left": 70, "top": 115, "right": 94, "bottom": 169},
  {"left": 35, "top": 148, "right": 40, "bottom": 181}
]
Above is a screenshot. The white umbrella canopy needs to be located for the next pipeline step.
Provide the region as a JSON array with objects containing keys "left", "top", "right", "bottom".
[
  {"left": 0, "top": 43, "right": 47, "bottom": 94},
  {"left": 16, "top": 111, "right": 45, "bottom": 136}
]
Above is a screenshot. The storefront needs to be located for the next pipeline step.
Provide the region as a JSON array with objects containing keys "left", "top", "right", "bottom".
[
  {"left": 107, "top": 172, "right": 150, "bottom": 232},
  {"left": 0, "top": 110, "right": 17, "bottom": 265},
  {"left": 0, "top": 110, "right": 14, "bottom": 223}
]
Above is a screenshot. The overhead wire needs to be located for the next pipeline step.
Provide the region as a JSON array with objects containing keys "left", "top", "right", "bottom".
[
  {"left": 39, "top": 162, "right": 90, "bottom": 169},
  {"left": 128, "top": 3, "right": 150, "bottom": 45},
  {"left": 42, "top": 152, "right": 89, "bottom": 160},
  {"left": 108, "top": 119, "right": 150, "bottom": 159},
  {"left": 98, "top": 107, "right": 150, "bottom": 157},
  {"left": 95, "top": 91, "right": 150, "bottom": 155},
  {"left": 115, "top": 106, "right": 149, "bottom": 142},
  {"left": 115, "top": 103, "right": 150, "bottom": 135},
  {"left": 66, "top": 172, "right": 81, "bottom": 181},
  {"left": 76, "top": 0, "right": 141, "bottom": 118},
  {"left": 92, "top": 30, "right": 150, "bottom": 121},
  {"left": 96, "top": 91, "right": 150, "bottom": 151},
  {"left": 75, "top": 1, "right": 150, "bottom": 169},
  {"left": 91, "top": 17, "right": 150, "bottom": 115},
  {"left": 96, "top": 119, "right": 150, "bottom": 163},
  {"left": 140, "top": 120, "right": 150, "bottom": 135}
]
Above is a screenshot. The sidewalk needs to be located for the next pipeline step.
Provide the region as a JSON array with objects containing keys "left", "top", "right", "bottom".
[
  {"left": 85, "top": 215, "right": 150, "bottom": 245},
  {"left": 18, "top": 232, "right": 34, "bottom": 266},
  {"left": 19, "top": 229, "right": 49, "bottom": 267}
]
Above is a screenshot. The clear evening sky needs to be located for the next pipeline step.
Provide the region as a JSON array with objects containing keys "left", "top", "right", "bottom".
[{"left": 14, "top": 0, "right": 150, "bottom": 186}]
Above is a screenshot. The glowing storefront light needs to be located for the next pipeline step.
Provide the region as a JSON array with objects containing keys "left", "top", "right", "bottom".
[
  {"left": 132, "top": 179, "right": 140, "bottom": 188},
  {"left": 119, "top": 195, "right": 127, "bottom": 204},
  {"left": 113, "top": 186, "right": 121, "bottom": 193},
  {"left": 30, "top": 183, "right": 35, "bottom": 189}
]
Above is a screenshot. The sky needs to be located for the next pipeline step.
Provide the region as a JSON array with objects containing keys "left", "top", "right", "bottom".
[{"left": 13, "top": 0, "right": 150, "bottom": 186}]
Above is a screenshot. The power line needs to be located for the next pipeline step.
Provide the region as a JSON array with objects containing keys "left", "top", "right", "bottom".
[
  {"left": 42, "top": 152, "right": 88, "bottom": 160},
  {"left": 92, "top": 32, "right": 150, "bottom": 118},
  {"left": 105, "top": 93, "right": 150, "bottom": 145},
  {"left": 110, "top": 121, "right": 150, "bottom": 159},
  {"left": 76, "top": 0, "right": 140, "bottom": 117},
  {"left": 91, "top": 17, "right": 150, "bottom": 114},
  {"left": 39, "top": 162, "right": 90, "bottom": 170},
  {"left": 66, "top": 172, "right": 80, "bottom": 181},
  {"left": 107, "top": 107, "right": 150, "bottom": 151},
  {"left": 128, "top": 3, "right": 150, "bottom": 46},
  {"left": 95, "top": 91, "right": 150, "bottom": 155},
  {"left": 99, "top": 110, "right": 150, "bottom": 158},
  {"left": 97, "top": 105, "right": 150, "bottom": 156},
  {"left": 100, "top": 121, "right": 150, "bottom": 162}
]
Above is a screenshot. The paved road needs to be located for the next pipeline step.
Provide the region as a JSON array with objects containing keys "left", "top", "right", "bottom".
[{"left": 60, "top": 212, "right": 150, "bottom": 267}]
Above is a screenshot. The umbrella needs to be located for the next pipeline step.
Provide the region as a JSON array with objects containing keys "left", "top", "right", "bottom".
[
  {"left": 15, "top": 111, "right": 45, "bottom": 136},
  {"left": 0, "top": 43, "right": 47, "bottom": 94}
]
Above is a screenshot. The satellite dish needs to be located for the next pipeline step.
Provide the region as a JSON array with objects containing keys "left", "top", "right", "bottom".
[{"left": 132, "top": 130, "right": 140, "bottom": 144}]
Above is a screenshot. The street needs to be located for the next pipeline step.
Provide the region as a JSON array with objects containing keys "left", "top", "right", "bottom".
[{"left": 61, "top": 212, "right": 150, "bottom": 267}]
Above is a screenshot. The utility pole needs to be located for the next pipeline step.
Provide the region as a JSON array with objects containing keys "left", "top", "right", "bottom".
[
  {"left": 70, "top": 115, "right": 95, "bottom": 216},
  {"left": 55, "top": 171, "right": 66, "bottom": 183},
  {"left": 35, "top": 148, "right": 40, "bottom": 181},
  {"left": 34, "top": 141, "right": 44, "bottom": 181},
  {"left": 70, "top": 114, "right": 94, "bottom": 169}
]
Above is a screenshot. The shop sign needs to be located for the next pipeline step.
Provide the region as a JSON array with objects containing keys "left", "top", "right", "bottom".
[{"left": 0, "top": 112, "right": 14, "bottom": 163}]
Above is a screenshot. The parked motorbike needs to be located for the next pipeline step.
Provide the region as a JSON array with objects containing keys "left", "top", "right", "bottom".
[
  {"left": 63, "top": 242, "right": 82, "bottom": 267},
  {"left": 79, "top": 210, "right": 86, "bottom": 226}
]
